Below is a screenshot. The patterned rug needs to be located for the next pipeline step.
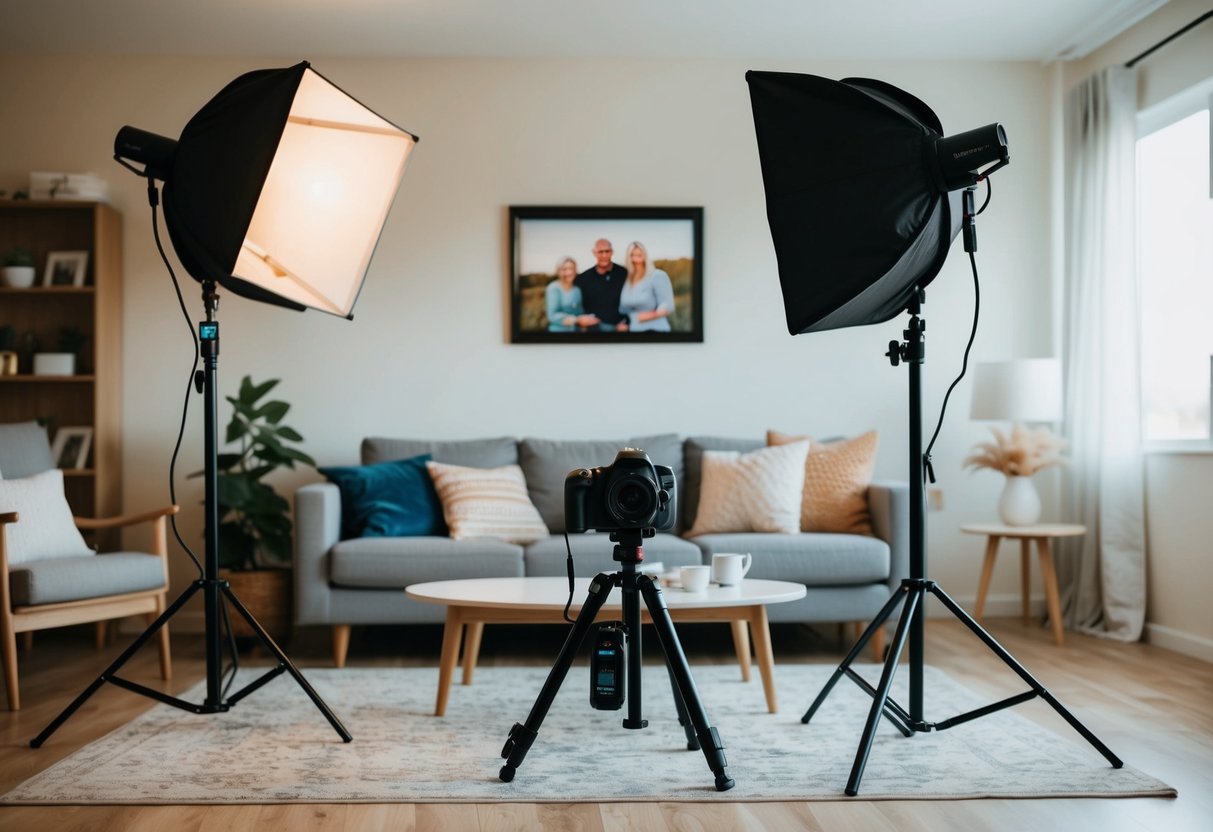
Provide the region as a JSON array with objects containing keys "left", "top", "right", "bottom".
[{"left": 1, "top": 663, "right": 1173, "bottom": 804}]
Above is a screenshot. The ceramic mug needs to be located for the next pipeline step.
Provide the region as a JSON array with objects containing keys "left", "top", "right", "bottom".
[
  {"left": 680, "top": 565, "right": 711, "bottom": 592},
  {"left": 712, "top": 552, "right": 752, "bottom": 586}
]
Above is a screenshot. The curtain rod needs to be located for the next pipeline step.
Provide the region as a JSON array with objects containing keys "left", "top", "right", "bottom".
[{"left": 1124, "top": 10, "right": 1212, "bottom": 68}]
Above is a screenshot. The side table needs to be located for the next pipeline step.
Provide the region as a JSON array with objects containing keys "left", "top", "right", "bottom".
[{"left": 960, "top": 523, "right": 1085, "bottom": 646}]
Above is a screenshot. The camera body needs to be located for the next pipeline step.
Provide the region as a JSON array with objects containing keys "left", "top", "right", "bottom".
[{"left": 565, "top": 448, "right": 677, "bottom": 533}]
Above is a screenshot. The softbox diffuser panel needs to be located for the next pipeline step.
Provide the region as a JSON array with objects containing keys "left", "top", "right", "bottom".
[{"left": 746, "top": 71, "right": 961, "bottom": 335}]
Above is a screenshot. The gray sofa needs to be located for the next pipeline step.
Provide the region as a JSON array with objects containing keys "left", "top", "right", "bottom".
[{"left": 294, "top": 433, "right": 908, "bottom": 665}]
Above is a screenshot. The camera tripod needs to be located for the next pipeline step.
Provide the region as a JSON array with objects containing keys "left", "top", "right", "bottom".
[{"left": 499, "top": 528, "right": 735, "bottom": 791}]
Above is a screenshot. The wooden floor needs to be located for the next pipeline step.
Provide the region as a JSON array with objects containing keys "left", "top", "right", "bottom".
[{"left": 1, "top": 617, "right": 1210, "bottom": 831}]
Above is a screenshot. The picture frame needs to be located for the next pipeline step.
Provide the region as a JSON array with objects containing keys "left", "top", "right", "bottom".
[
  {"left": 51, "top": 426, "right": 93, "bottom": 470},
  {"left": 509, "top": 206, "right": 703, "bottom": 343},
  {"left": 43, "top": 250, "right": 89, "bottom": 287}
]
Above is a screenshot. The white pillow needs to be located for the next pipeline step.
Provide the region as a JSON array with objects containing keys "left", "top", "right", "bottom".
[
  {"left": 686, "top": 441, "right": 809, "bottom": 536},
  {"left": 425, "top": 461, "right": 550, "bottom": 545},
  {"left": 0, "top": 469, "right": 93, "bottom": 565}
]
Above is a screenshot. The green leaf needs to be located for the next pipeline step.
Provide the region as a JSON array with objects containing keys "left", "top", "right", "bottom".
[
  {"left": 256, "top": 400, "right": 290, "bottom": 425},
  {"left": 276, "top": 426, "right": 303, "bottom": 442},
  {"left": 225, "top": 419, "right": 249, "bottom": 444},
  {"left": 241, "top": 377, "right": 279, "bottom": 405}
]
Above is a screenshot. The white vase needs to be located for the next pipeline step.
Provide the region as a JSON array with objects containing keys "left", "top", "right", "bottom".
[
  {"left": 998, "top": 475, "right": 1041, "bottom": 526},
  {"left": 2, "top": 266, "right": 36, "bottom": 288},
  {"left": 32, "top": 352, "right": 76, "bottom": 376}
]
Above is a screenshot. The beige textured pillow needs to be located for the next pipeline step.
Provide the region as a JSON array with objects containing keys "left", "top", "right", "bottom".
[
  {"left": 685, "top": 441, "right": 809, "bottom": 536},
  {"left": 768, "top": 430, "right": 879, "bottom": 535},
  {"left": 425, "top": 461, "right": 549, "bottom": 544},
  {"left": 0, "top": 469, "right": 93, "bottom": 565}
]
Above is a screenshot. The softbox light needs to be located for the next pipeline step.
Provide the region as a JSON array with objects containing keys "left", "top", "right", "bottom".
[
  {"left": 745, "top": 70, "right": 1006, "bottom": 335},
  {"left": 115, "top": 61, "right": 417, "bottom": 318}
]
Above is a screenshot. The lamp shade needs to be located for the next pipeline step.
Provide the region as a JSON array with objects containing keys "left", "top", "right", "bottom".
[
  {"left": 745, "top": 71, "right": 1007, "bottom": 335},
  {"left": 970, "top": 359, "right": 1063, "bottom": 422},
  {"left": 118, "top": 61, "right": 417, "bottom": 318}
]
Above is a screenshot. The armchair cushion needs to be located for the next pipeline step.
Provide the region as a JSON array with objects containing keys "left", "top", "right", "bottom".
[
  {"left": 0, "top": 469, "right": 92, "bottom": 564},
  {"left": 8, "top": 552, "right": 166, "bottom": 606},
  {"left": 0, "top": 421, "right": 55, "bottom": 479}
]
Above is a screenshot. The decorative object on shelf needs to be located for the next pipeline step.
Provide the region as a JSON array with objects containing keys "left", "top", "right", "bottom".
[
  {"left": 967, "top": 358, "right": 1066, "bottom": 526},
  {"left": 50, "top": 426, "right": 93, "bottom": 470},
  {"left": 29, "top": 171, "right": 110, "bottom": 202},
  {"left": 43, "top": 250, "right": 89, "bottom": 287},
  {"left": 32, "top": 352, "right": 75, "bottom": 376},
  {"left": 0, "top": 325, "right": 15, "bottom": 375},
  {"left": 2, "top": 246, "right": 36, "bottom": 288}
]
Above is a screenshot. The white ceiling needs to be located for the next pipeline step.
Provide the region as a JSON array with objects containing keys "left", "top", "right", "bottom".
[{"left": 1, "top": 0, "right": 1170, "bottom": 62}]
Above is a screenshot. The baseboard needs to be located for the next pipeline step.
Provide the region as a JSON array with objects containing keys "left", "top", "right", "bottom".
[{"left": 1144, "top": 622, "right": 1213, "bottom": 663}]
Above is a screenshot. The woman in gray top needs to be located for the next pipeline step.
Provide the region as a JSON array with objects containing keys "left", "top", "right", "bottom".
[
  {"left": 618, "top": 241, "right": 674, "bottom": 332},
  {"left": 545, "top": 256, "right": 584, "bottom": 332}
]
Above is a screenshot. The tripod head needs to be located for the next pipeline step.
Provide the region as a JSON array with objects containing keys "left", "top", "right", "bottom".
[{"left": 609, "top": 527, "right": 655, "bottom": 565}]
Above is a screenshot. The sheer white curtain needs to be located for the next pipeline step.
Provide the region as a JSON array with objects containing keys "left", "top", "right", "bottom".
[{"left": 1059, "top": 65, "right": 1146, "bottom": 641}]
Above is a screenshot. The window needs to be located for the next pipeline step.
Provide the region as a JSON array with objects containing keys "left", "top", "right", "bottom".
[{"left": 1136, "top": 88, "right": 1213, "bottom": 444}]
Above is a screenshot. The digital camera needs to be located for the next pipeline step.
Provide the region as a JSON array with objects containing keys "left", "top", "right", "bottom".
[{"left": 564, "top": 447, "right": 677, "bottom": 533}]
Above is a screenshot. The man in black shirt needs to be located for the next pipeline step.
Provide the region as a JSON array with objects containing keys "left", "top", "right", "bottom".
[{"left": 574, "top": 238, "right": 628, "bottom": 331}]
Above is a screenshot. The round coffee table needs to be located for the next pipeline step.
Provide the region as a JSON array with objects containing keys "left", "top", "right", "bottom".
[{"left": 406, "top": 576, "right": 806, "bottom": 716}]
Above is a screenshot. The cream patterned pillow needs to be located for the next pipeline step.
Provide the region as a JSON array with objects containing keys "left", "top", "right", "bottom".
[
  {"left": 0, "top": 469, "right": 93, "bottom": 565},
  {"left": 425, "top": 461, "right": 549, "bottom": 544},
  {"left": 768, "top": 429, "right": 879, "bottom": 535},
  {"left": 685, "top": 441, "right": 809, "bottom": 536}
]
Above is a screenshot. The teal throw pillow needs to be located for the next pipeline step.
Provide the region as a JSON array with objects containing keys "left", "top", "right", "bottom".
[{"left": 319, "top": 454, "right": 447, "bottom": 539}]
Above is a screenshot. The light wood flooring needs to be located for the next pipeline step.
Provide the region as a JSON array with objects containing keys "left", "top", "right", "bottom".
[{"left": 1, "top": 617, "right": 1210, "bottom": 831}]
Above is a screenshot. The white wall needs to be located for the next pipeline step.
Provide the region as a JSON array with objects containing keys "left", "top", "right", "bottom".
[{"left": 1, "top": 54, "right": 1062, "bottom": 625}]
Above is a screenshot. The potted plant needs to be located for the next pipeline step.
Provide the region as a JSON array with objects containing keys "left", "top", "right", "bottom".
[
  {"left": 3, "top": 247, "right": 36, "bottom": 288},
  {"left": 963, "top": 425, "right": 1067, "bottom": 526},
  {"left": 32, "top": 326, "right": 86, "bottom": 376},
  {"left": 194, "top": 375, "right": 316, "bottom": 643}
]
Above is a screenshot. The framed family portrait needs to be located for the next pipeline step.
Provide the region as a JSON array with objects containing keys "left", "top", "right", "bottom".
[
  {"left": 51, "top": 426, "right": 93, "bottom": 470},
  {"left": 44, "top": 250, "right": 89, "bottom": 287},
  {"left": 509, "top": 206, "right": 703, "bottom": 343}
]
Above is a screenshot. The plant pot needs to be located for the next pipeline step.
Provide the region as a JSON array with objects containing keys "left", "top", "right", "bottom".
[
  {"left": 2, "top": 265, "right": 36, "bottom": 288},
  {"left": 32, "top": 352, "right": 76, "bottom": 375},
  {"left": 998, "top": 475, "right": 1042, "bottom": 526},
  {"left": 219, "top": 567, "right": 293, "bottom": 645}
]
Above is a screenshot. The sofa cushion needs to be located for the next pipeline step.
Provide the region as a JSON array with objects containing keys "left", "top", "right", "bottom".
[
  {"left": 361, "top": 436, "right": 518, "bottom": 468},
  {"left": 769, "top": 430, "right": 879, "bottom": 535},
  {"left": 689, "top": 532, "right": 889, "bottom": 586},
  {"left": 519, "top": 433, "right": 684, "bottom": 534},
  {"left": 9, "top": 552, "right": 165, "bottom": 606},
  {"left": 523, "top": 532, "right": 703, "bottom": 578},
  {"left": 683, "top": 436, "right": 764, "bottom": 531},
  {"left": 318, "top": 454, "right": 446, "bottom": 540},
  {"left": 329, "top": 536, "right": 524, "bottom": 589},
  {"left": 0, "top": 469, "right": 93, "bottom": 564},
  {"left": 425, "top": 461, "right": 549, "bottom": 544},
  {"left": 685, "top": 441, "right": 809, "bottom": 536},
  {"left": 0, "top": 420, "right": 55, "bottom": 479}
]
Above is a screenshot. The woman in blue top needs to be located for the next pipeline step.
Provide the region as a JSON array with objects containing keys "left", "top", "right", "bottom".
[
  {"left": 545, "top": 256, "right": 584, "bottom": 332},
  {"left": 618, "top": 241, "right": 674, "bottom": 332}
]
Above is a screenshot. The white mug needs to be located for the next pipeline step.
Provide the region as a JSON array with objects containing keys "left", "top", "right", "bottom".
[
  {"left": 680, "top": 565, "right": 711, "bottom": 592},
  {"left": 712, "top": 552, "right": 752, "bottom": 586}
]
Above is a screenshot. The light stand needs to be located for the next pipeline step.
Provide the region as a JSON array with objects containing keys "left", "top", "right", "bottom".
[
  {"left": 498, "top": 529, "right": 735, "bottom": 792},
  {"left": 799, "top": 192, "right": 1123, "bottom": 795},
  {"left": 33, "top": 278, "right": 350, "bottom": 747}
]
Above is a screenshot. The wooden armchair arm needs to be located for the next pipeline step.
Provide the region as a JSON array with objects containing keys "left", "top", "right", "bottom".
[
  {"left": 74, "top": 505, "right": 180, "bottom": 531},
  {"left": 0, "top": 512, "right": 16, "bottom": 525}
]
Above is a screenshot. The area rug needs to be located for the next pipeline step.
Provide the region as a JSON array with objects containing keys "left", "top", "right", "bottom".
[{"left": 1, "top": 664, "right": 1173, "bottom": 804}]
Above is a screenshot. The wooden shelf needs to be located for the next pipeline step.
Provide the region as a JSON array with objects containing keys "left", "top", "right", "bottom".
[
  {"left": 0, "top": 375, "right": 96, "bottom": 383},
  {"left": 0, "top": 286, "right": 95, "bottom": 295}
]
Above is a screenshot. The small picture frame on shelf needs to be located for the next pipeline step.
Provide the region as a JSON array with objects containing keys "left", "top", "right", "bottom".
[
  {"left": 43, "top": 251, "right": 89, "bottom": 287},
  {"left": 51, "top": 426, "right": 93, "bottom": 470}
]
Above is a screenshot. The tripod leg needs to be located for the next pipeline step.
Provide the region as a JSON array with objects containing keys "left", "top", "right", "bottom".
[
  {"left": 638, "top": 576, "right": 734, "bottom": 792},
  {"left": 845, "top": 586, "right": 922, "bottom": 796},
  {"left": 32, "top": 580, "right": 203, "bottom": 747},
  {"left": 221, "top": 584, "right": 352, "bottom": 743},
  {"left": 664, "top": 658, "right": 700, "bottom": 751},
  {"left": 803, "top": 582, "right": 908, "bottom": 724},
  {"left": 499, "top": 572, "right": 615, "bottom": 783},
  {"left": 928, "top": 584, "right": 1123, "bottom": 768}
]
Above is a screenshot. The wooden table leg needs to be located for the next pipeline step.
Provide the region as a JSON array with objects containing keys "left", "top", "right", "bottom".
[
  {"left": 730, "top": 619, "right": 752, "bottom": 682},
  {"left": 974, "top": 535, "right": 1001, "bottom": 619},
  {"left": 462, "top": 621, "right": 484, "bottom": 685},
  {"left": 748, "top": 605, "right": 778, "bottom": 714},
  {"left": 435, "top": 607, "right": 465, "bottom": 716},
  {"left": 1037, "top": 539, "right": 1065, "bottom": 646},
  {"left": 1020, "top": 538, "right": 1032, "bottom": 624}
]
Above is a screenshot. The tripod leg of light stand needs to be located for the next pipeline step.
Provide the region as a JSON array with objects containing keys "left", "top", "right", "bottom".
[
  {"left": 499, "top": 572, "right": 615, "bottom": 783},
  {"left": 31, "top": 579, "right": 204, "bottom": 747},
  {"left": 927, "top": 584, "right": 1123, "bottom": 768},
  {"left": 637, "top": 575, "right": 735, "bottom": 792},
  {"left": 220, "top": 583, "right": 351, "bottom": 742},
  {"left": 844, "top": 585, "right": 922, "bottom": 796}
]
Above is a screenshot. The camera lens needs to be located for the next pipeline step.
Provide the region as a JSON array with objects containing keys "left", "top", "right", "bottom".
[{"left": 607, "top": 475, "right": 657, "bottom": 525}]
